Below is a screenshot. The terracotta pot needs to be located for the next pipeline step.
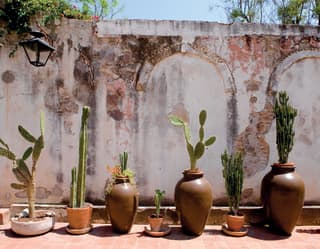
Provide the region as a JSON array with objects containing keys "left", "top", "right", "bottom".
[
  {"left": 175, "top": 169, "right": 213, "bottom": 236},
  {"left": 261, "top": 163, "right": 305, "bottom": 235},
  {"left": 106, "top": 176, "right": 138, "bottom": 233},
  {"left": 67, "top": 204, "right": 92, "bottom": 233},
  {"left": 148, "top": 215, "right": 164, "bottom": 232},
  {"left": 226, "top": 214, "right": 244, "bottom": 231}
]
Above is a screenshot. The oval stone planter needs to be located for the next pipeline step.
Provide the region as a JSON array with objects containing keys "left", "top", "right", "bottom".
[
  {"left": 261, "top": 163, "right": 305, "bottom": 235},
  {"left": 175, "top": 170, "right": 213, "bottom": 236},
  {"left": 11, "top": 210, "right": 55, "bottom": 236},
  {"left": 106, "top": 176, "right": 138, "bottom": 233}
]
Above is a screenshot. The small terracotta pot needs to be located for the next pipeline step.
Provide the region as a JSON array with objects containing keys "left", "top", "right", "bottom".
[
  {"left": 148, "top": 215, "right": 164, "bottom": 232},
  {"left": 226, "top": 214, "right": 244, "bottom": 232},
  {"left": 67, "top": 204, "right": 92, "bottom": 231}
]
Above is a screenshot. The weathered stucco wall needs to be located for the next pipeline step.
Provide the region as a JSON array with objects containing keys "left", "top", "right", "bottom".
[{"left": 1, "top": 19, "right": 320, "bottom": 206}]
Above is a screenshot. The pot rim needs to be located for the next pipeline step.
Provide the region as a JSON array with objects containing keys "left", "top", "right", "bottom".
[
  {"left": 272, "top": 162, "right": 295, "bottom": 168},
  {"left": 183, "top": 168, "right": 203, "bottom": 175},
  {"left": 149, "top": 214, "right": 164, "bottom": 219},
  {"left": 227, "top": 213, "right": 244, "bottom": 217},
  {"left": 67, "top": 203, "right": 93, "bottom": 210}
]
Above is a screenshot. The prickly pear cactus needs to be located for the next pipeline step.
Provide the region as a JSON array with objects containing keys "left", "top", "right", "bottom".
[
  {"left": 274, "top": 91, "right": 297, "bottom": 164},
  {"left": 169, "top": 110, "right": 216, "bottom": 170},
  {"left": 0, "top": 111, "right": 45, "bottom": 219}
]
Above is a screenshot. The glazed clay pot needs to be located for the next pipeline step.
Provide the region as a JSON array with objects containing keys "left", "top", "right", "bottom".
[
  {"left": 175, "top": 170, "right": 213, "bottom": 236},
  {"left": 67, "top": 204, "right": 92, "bottom": 234},
  {"left": 226, "top": 214, "right": 244, "bottom": 232},
  {"left": 106, "top": 176, "right": 138, "bottom": 233},
  {"left": 261, "top": 163, "right": 305, "bottom": 235}
]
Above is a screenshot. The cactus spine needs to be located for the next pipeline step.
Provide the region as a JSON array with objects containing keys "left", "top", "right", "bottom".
[
  {"left": 274, "top": 91, "right": 297, "bottom": 164},
  {"left": 0, "top": 111, "right": 45, "bottom": 219},
  {"left": 221, "top": 150, "right": 244, "bottom": 215},
  {"left": 169, "top": 110, "right": 216, "bottom": 170},
  {"left": 70, "top": 106, "right": 90, "bottom": 208}
]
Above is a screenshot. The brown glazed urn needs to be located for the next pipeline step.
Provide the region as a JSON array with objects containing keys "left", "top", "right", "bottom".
[
  {"left": 106, "top": 176, "right": 138, "bottom": 233},
  {"left": 67, "top": 204, "right": 92, "bottom": 234},
  {"left": 261, "top": 163, "right": 305, "bottom": 235},
  {"left": 175, "top": 169, "right": 213, "bottom": 236}
]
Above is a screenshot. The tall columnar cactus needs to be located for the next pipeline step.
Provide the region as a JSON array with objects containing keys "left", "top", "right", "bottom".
[
  {"left": 119, "top": 151, "right": 128, "bottom": 174},
  {"left": 70, "top": 106, "right": 90, "bottom": 208},
  {"left": 0, "top": 111, "right": 45, "bottom": 219},
  {"left": 169, "top": 110, "right": 216, "bottom": 170},
  {"left": 221, "top": 150, "right": 244, "bottom": 215},
  {"left": 274, "top": 91, "right": 297, "bottom": 164},
  {"left": 154, "top": 189, "right": 165, "bottom": 217}
]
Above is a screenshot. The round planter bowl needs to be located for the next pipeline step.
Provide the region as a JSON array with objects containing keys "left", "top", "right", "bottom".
[{"left": 11, "top": 211, "right": 55, "bottom": 236}]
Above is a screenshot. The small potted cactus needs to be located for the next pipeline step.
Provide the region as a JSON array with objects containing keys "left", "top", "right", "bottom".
[
  {"left": 147, "top": 189, "right": 166, "bottom": 232},
  {"left": 261, "top": 91, "right": 305, "bottom": 235},
  {"left": 66, "top": 106, "right": 92, "bottom": 235},
  {"left": 221, "top": 150, "right": 246, "bottom": 234},
  {"left": 105, "top": 151, "right": 138, "bottom": 233},
  {"left": 169, "top": 110, "right": 216, "bottom": 236},
  {"left": 0, "top": 111, "right": 55, "bottom": 236}
]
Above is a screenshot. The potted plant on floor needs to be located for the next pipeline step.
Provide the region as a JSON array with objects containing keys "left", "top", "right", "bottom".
[
  {"left": 0, "top": 111, "right": 55, "bottom": 236},
  {"left": 261, "top": 91, "right": 305, "bottom": 235},
  {"left": 66, "top": 106, "right": 92, "bottom": 235},
  {"left": 145, "top": 189, "right": 168, "bottom": 235},
  {"left": 105, "top": 151, "right": 138, "bottom": 233},
  {"left": 169, "top": 110, "right": 216, "bottom": 236},
  {"left": 221, "top": 150, "right": 247, "bottom": 236}
]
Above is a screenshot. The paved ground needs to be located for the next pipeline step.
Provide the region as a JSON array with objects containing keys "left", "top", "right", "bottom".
[{"left": 0, "top": 223, "right": 319, "bottom": 249}]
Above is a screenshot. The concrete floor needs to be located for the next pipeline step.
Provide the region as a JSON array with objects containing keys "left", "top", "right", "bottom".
[{"left": 0, "top": 223, "right": 320, "bottom": 249}]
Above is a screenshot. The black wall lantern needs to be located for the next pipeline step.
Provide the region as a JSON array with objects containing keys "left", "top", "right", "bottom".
[{"left": 19, "top": 31, "right": 55, "bottom": 67}]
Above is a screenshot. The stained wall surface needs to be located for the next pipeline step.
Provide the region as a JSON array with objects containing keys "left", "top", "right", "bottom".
[{"left": 1, "top": 19, "right": 320, "bottom": 206}]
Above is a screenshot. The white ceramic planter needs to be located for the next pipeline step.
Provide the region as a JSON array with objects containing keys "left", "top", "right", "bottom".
[{"left": 11, "top": 211, "right": 55, "bottom": 236}]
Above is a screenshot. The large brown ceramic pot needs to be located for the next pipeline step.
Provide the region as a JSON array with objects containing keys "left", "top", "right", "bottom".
[
  {"left": 106, "top": 176, "right": 138, "bottom": 233},
  {"left": 261, "top": 163, "right": 305, "bottom": 235},
  {"left": 175, "top": 169, "right": 213, "bottom": 236}
]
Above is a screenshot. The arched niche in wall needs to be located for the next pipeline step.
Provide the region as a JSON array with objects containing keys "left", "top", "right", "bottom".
[
  {"left": 267, "top": 50, "right": 320, "bottom": 204},
  {"left": 133, "top": 52, "right": 236, "bottom": 204}
]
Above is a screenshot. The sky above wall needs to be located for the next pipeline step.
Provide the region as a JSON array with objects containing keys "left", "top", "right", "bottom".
[{"left": 117, "top": 0, "right": 227, "bottom": 23}]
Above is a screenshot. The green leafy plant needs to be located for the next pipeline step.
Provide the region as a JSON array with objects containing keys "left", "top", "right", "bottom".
[
  {"left": 105, "top": 151, "right": 135, "bottom": 193},
  {"left": 154, "top": 189, "right": 165, "bottom": 217},
  {"left": 221, "top": 150, "right": 244, "bottom": 216},
  {"left": 0, "top": 0, "right": 90, "bottom": 35},
  {"left": 69, "top": 106, "right": 90, "bottom": 208},
  {"left": 74, "top": 0, "right": 124, "bottom": 20},
  {"left": 0, "top": 111, "right": 45, "bottom": 219},
  {"left": 169, "top": 110, "right": 216, "bottom": 171},
  {"left": 274, "top": 91, "right": 297, "bottom": 164}
]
